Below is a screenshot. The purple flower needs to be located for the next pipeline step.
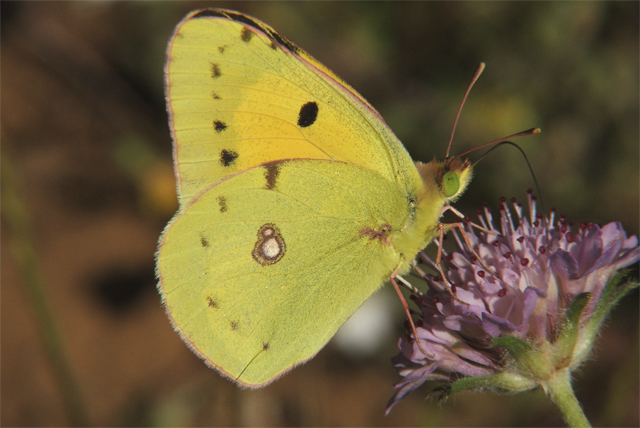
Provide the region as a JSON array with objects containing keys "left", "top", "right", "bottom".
[{"left": 387, "top": 191, "right": 639, "bottom": 415}]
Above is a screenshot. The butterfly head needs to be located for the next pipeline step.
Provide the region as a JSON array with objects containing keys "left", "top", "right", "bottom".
[{"left": 415, "top": 157, "right": 473, "bottom": 204}]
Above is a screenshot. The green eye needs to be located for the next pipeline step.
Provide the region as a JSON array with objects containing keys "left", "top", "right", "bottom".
[{"left": 442, "top": 171, "right": 460, "bottom": 197}]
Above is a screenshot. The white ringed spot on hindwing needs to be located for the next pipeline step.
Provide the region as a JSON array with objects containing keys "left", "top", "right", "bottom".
[{"left": 252, "top": 223, "right": 286, "bottom": 265}]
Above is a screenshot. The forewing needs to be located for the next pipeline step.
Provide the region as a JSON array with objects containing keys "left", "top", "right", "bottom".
[{"left": 166, "top": 9, "right": 422, "bottom": 205}]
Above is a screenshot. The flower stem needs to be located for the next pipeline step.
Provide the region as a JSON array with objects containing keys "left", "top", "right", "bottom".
[{"left": 545, "top": 369, "right": 591, "bottom": 427}]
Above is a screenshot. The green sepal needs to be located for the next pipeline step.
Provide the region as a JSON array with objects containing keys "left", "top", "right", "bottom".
[
  {"left": 492, "top": 335, "right": 551, "bottom": 379},
  {"left": 552, "top": 292, "right": 592, "bottom": 369},
  {"left": 574, "top": 271, "right": 639, "bottom": 365},
  {"left": 431, "top": 371, "right": 538, "bottom": 402}
]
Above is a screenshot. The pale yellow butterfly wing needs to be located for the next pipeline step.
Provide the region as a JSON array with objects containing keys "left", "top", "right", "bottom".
[
  {"left": 157, "top": 160, "right": 410, "bottom": 386},
  {"left": 158, "top": 8, "right": 475, "bottom": 387},
  {"left": 166, "top": 9, "right": 423, "bottom": 205}
]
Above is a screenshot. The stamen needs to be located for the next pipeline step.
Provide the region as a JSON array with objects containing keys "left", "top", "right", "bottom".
[
  {"left": 527, "top": 189, "right": 536, "bottom": 222},
  {"left": 483, "top": 202, "right": 496, "bottom": 231},
  {"left": 476, "top": 209, "right": 489, "bottom": 230}
]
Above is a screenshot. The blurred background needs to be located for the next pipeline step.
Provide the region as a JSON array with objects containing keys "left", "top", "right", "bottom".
[{"left": 2, "top": 2, "right": 638, "bottom": 426}]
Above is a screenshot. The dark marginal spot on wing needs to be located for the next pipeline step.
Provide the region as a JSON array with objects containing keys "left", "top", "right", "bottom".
[
  {"left": 218, "top": 45, "right": 225, "bottom": 54},
  {"left": 267, "top": 29, "right": 299, "bottom": 54},
  {"left": 269, "top": 41, "right": 278, "bottom": 50},
  {"left": 191, "top": 9, "right": 300, "bottom": 55},
  {"left": 210, "top": 62, "right": 221, "bottom": 79},
  {"left": 210, "top": 10, "right": 268, "bottom": 40},
  {"left": 262, "top": 342, "right": 270, "bottom": 351},
  {"left": 192, "top": 9, "right": 227, "bottom": 19},
  {"left": 264, "top": 164, "right": 279, "bottom": 190},
  {"left": 218, "top": 196, "right": 227, "bottom": 212},
  {"left": 200, "top": 235, "right": 209, "bottom": 247},
  {"left": 230, "top": 320, "right": 239, "bottom": 331},
  {"left": 220, "top": 149, "right": 238, "bottom": 167},
  {"left": 214, "top": 120, "right": 227, "bottom": 132},
  {"left": 298, "top": 102, "right": 318, "bottom": 127},
  {"left": 240, "top": 27, "right": 253, "bottom": 42},
  {"left": 211, "top": 91, "right": 221, "bottom": 100},
  {"left": 206, "top": 296, "right": 218, "bottom": 308}
]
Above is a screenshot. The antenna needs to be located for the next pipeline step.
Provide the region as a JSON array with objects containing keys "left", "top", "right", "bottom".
[
  {"left": 445, "top": 62, "right": 485, "bottom": 158},
  {"left": 453, "top": 127, "right": 541, "bottom": 160}
]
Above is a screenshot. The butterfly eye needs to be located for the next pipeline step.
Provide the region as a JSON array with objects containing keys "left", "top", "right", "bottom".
[{"left": 442, "top": 171, "right": 460, "bottom": 197}]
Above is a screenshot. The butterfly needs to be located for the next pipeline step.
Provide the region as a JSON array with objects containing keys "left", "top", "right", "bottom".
[{"left": 156, "top": 8, "right": 531, "bottom": 387}]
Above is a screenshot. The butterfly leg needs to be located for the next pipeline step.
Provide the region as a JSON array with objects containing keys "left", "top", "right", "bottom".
[
  {"left": 442, "top": 204, "right": 497, "bottom": 236},
  {"left": 390, "top": 263, "right": 434, "bottom": 359},
  {"left": 397, "top": 265, "right": 425, "bottom": 297},
  {"left": 433, "top": 223, "right": 471, "bottom": 305}
]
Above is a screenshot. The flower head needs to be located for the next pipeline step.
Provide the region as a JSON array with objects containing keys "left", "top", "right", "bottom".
[{"left": 387, "top": 191, "right": 639, "bottom": 415}]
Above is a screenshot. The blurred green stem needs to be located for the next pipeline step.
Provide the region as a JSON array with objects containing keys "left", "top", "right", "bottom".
[
  {"left": 2, "top": 153, "right": 90, "bottom": 426},
  {"left": 545, "top": 369, "right": 590, "bottom": 428}
]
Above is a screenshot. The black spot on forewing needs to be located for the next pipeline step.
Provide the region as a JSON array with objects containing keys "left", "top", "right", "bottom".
[
  {"left": 264, "top": 164, "right": 280, "bottom": 190},
  {"left": 211, "top": 91, "right": 221, "bottom": 100},
  {"left": 218, "top": 196, "right": 227, "bottom": 213},
  {"left": 263, "top": 342, "right": 270, "bottom": 351},
  {"left": 220, "top": 149, "right": 238, "bottom": 167},
  {"left": 200, "top": 235, "right": 209, "bottom": 247},
  {"left": 230, "top": 320, "right": 239, "bottom": 331},
  {"left": 214, "top": 120, "right": 227, "bottom": 132},
  {"left": 206, "top": 296, "right": 218, "bottom": 308},
  {"left": 298, "top": 102, "right": 318, "bottom": 127},
  {"left": 210, "top": 62, "right": 221, "bottom": 78},
  {"left": 218, "top": 45, "right": 226, "bottom": 54},
  {"left": 240, "top": 27, "right": 253, "bottom": 42}
]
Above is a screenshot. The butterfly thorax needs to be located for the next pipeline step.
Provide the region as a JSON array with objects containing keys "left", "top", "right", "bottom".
[{"left": 390, "top": 158, "right": 473, "bottom": 274}]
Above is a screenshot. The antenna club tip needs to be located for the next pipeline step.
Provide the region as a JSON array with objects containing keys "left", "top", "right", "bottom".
[{"left": 532, "top": 127, "right": 542, "bottom": 134}]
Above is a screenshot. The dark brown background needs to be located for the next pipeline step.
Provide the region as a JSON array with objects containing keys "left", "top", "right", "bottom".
[{"left": 2, "top": 2, "right": 638, "bottom": 426}]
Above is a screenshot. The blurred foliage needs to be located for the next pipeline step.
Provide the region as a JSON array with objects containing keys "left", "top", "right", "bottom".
[{"left": 1, "top": 2, "right": 637, "bottom": 427}]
